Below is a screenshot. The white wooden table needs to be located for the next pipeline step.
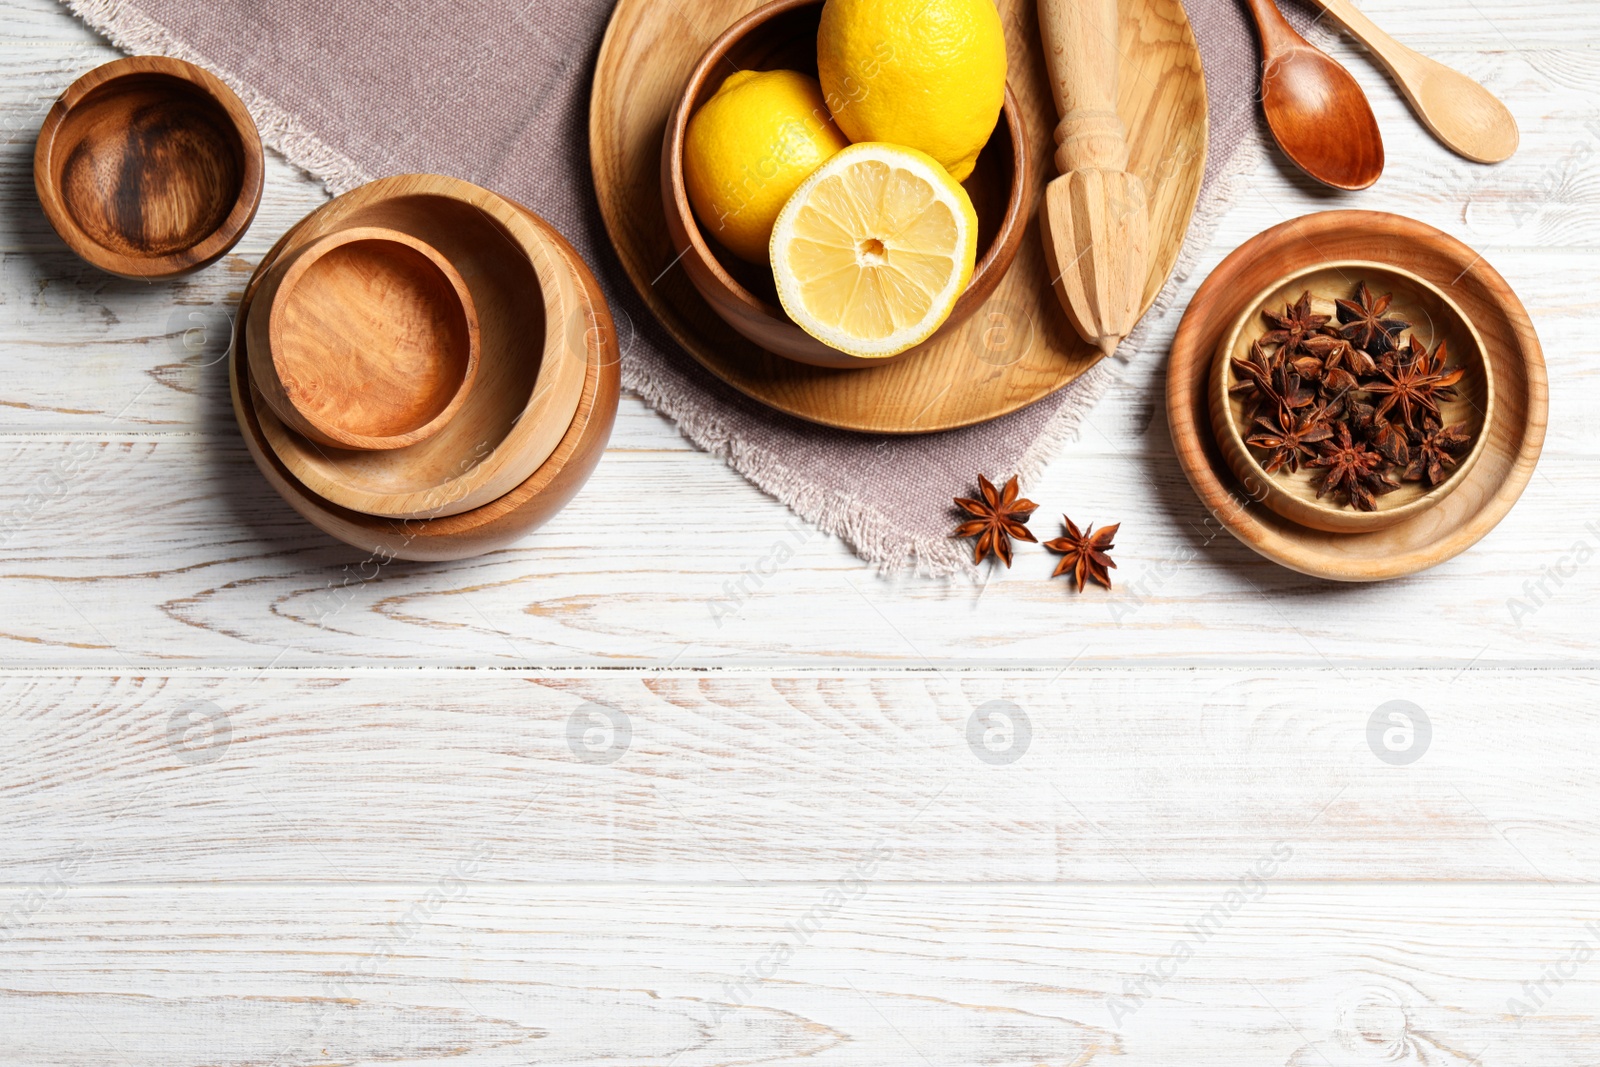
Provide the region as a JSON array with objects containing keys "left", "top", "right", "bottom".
[{"left": 3, "top": 0, "right": 1597, "bottom": 1063}]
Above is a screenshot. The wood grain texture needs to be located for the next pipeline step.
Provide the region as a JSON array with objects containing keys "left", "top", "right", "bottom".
[
  {"left": 244, "top": 175, "right": 596, "bottom": 524},
  {"left": 1209, "top": 261, "right": 1494, "bottom": 533},
  {"left": 593, "top": 0, "right": 1206, "bottom": 431},
  {"left": 1037, "top": 0, "right": 1150, "bottom": 357},
  {"left": 4, "top": 885, "right": 1600, "bottom": 1066},
  {"left": 233, "top": 194, "right": 620, "bottom": 561},
  {"left": 1170, "top": 211, "right": 1546, "bottom": 581},
  {"left": 1308, "top": 0, "right": 1519, "bottom": 164},
  {"left": 3, "top": 4, "right": 1599, "bottom": 1059},
  {"left": 659, "top": 0, "right": 1032, "bottom": 371},
  {"left": 248, "top": 225, "right": 481, "bottom": 451},
  {"left": 32, "top": 55, "right": 263, "bottom": 278},
  {"left": 1242, "top": 0, "right": 1385, "bottom": 191},
  {"left": 3, "top": 669, "right": 1599, "bottom": 884}
]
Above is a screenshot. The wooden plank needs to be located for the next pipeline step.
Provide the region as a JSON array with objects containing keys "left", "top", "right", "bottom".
[
  {"left": 3, "top": 669, "right": 1597, "bottom": 884},
  {"left": 1, "top": 885, "right": 1596, "bottom": 1065},
  {"left": 0, "top": 436, "right": 1588, "bottom": 664}
]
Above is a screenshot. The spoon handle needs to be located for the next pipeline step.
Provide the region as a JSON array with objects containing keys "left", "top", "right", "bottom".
[
  {"left": 1037, "top": 0, "right": 1127, "bottom": 175},
  {"left": 1305, "top": 0, "right": 1518, "bottom": 163},
  {"left": 1240, "top": 0, "right": 1309, "bottom": 57}
]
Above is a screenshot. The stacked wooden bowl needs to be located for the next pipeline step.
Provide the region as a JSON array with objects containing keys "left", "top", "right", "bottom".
[{"left": 231, "top": 174, "right": 620, "bottom": 561}]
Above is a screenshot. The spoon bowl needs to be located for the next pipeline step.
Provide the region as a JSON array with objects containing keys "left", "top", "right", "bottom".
[{"left": 1244, "top": 0, "right": 1384, "bottom": 191}]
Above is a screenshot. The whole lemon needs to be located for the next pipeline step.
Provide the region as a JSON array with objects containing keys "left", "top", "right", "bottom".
[
  {"left": 817, "top": 0, "right": 1007, "bottom": 183},
  {"left": 683, "top": 69, "right": 849, "bottom": 263}
]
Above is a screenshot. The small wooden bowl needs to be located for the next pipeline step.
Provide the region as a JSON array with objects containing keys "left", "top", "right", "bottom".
[
  {"left": 251, "top": 175, "right": 590, "bottom": 520},
  {"left": 247, "top": 226, "right": 481, "bottom": 451},
  {"left": 232, "top": 189, "right": 620, "bottom": 561},
  {"left": 1209, "top": 261, "right": 1494, "bottom": 534},
  {"left": 33, "top": 56, "right": 263, "bottom": 279},
  {"left": 660, "top": 0, "right": 1031, "bottom": 370}
]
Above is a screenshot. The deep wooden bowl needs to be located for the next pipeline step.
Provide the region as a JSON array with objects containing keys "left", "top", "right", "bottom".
[
  {"left": 660, "top": 0, "right": 1031, "bottom": 370},
  {"left": 247, "top": 226, "right": 481, "bottom": 451},
  {"left": 1208, "top": 261, "right": 1494, "bottom": 534},
  {"left": 33, "top": 56, "right": 263, "bottom": 279},
  {"left": 232, "top": 189, "right": 620, "bottom": 562},
  {"left": 251, "top": 175, "right": 590, "bottom": 520}
]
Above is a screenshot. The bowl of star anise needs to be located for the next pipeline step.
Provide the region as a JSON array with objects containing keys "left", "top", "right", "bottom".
[{"left": 1209, "top": 261, "right": 1494, "bottom": 533}]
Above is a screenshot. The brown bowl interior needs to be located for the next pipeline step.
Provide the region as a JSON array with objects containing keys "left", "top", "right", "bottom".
[
  {"left": 674, "top": 0, "right": 1020, "bottom": 339},
  {"left": 274, "top": 234, "right": 476, "bottom": 441},
  {"left": 47, "top": 70, "right": 250, "bottom": 262},
  {"left": 1212, "top": 261, "right": 1495, "bottom": 532},
  {"left": 231, "top": 185, "right": 622, "bottom": 561}
]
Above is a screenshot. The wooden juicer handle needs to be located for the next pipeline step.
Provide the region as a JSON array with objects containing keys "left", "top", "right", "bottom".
[
  {"left": 1039, "top": 0, "right": 1129, "bottom": 176},
  {"left": 1035, "top": 0, "right": 1150, "bottom": 359}
]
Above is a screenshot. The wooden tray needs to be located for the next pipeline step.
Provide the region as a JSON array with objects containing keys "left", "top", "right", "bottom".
[
  {"left": 591, "top": 0, "right": 1207, "bottom": 433},
  {"left": 1167, "top": 210, "right": 1548, "bottom": 582},
  {"left": 231, "top": 195, "right": 620, "bottom": 562}
]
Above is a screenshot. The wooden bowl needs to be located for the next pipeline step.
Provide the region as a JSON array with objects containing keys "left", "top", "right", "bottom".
[
  {"left": 660, "top": 0, "right": 1031, "bottom": 370},
  {"left": 232, "top": 190, "right": 620, "bottom": 562},
  {"left": 1209, "top": 261, "right": 1495, "bottom": 534},
  {"left": 33, "top": 56, "right": 263, "bottom": 279},
  {"left": 251, "top": 175, "right": 590, "bottom": 520},
  {"left": 1168, "top": 211, "right": 1546, "bottom": 582},
  {"left": 247, "top": 226, "right": 481, "bottom": 451}
]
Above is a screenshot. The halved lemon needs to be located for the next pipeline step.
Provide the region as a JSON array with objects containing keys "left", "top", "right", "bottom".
[{"left": 769, "top": 142, "right": 978, "bottom": 359}]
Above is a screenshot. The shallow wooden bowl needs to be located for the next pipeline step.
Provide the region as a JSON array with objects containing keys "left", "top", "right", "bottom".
[
  {"left": 660, "top": 0, "right": 1032, "bottom": 370},
  {"left": 1209, "top": 261, "right": 1495, "bottom": 534},
  {"left": 1168, "top": 211, "right": 1546, "bottom": 582},
  {"left": 247, "top": 226, "right": 481, "bottom": 451},
  {"left": 232, "top": 191, "right": 620, "bottom": 562},
  {"left": 33, "top": 56, "right": 263, "bottom": 279},
  {"left": 252, "top": 175, "right": 589, "bottom": 520}
]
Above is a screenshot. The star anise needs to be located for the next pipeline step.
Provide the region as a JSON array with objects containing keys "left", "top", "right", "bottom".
[
  {"left": 1233, "top": 276, "right": 1481, "bottom": 514},
  {"left": 1302, "top": 332, "right": 1377, "bottom": 377},
  {"left": 1367, "top": 413, "right": 1410, "bottom": 468},
  {"left": 1335, "top": 281, "right": 1410, "bottom": 354},
  {"left": 1261, "top": 290, "right": 1331, "bottom": 354},
  {"left": 1308, "top": 423, "right": 1386, "bottom": 511},
  {"left": 1230, "top": 340, "right": 1313, "bottom": 424},
  {"left": 1246, "top": 403, "right": 1335, "bottom": 474},
  {"left": 953, "top": 474, "right": 1038, "bottom": 567},
  {"left": 1043, "top": 516, "right": 1118, "bottom": 592},
  {"left": 1404, "top": 418, "right": 1473, "bottom": 486},
  {"left": 1366, "top": 336, "right": 1464, "bottom": 430}
]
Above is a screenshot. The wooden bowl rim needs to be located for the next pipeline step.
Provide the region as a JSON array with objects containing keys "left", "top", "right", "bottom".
[
  {"left": 1210, "top": 258, "right": 1497, "bottom": 532},
  {"left": 253, "top": 175, "right": 589, "bottom": 520},
  {"left": 231, "top": 191, "right": 619, "bottom": 554},
  {"left": 32, "top": 55, "right": 264, "bottom": 279},
  {"left": 662, "top": 0, "right": 1030, "bottom": 365},
  {"left": 1167, "top": 209, "right": 1548, "bottom": 582},
  {"left": 252, "top": 224, "right": 482, "bottom": 451}
]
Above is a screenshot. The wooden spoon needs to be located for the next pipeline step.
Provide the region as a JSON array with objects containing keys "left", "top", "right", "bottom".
[
  {"left": 1305, "top": 0, "right": 1517, "bottom": 163},
  {"left": 1242, "top": 0, "right": 1384, "bottom": 191}
]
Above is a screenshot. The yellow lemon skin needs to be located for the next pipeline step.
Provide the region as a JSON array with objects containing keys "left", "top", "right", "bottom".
[
  {"left": 816, "top": 0, "right": 1007, "bottom": 183},
  {"left": 683, "top": 69, "right": 850, "bottom": 263}
]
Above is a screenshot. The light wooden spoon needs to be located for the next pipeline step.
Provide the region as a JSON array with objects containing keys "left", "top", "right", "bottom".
[
  {"left": 1305, "top": 0, "right": 1518, "bottom": 163},
  {"left": 1242, "top": 0, "right": 1385, "bottom": 191}
]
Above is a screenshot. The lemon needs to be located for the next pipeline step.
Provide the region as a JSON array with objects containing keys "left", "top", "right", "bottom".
[
  {"left": 683, "top": 69, "right": 850, "bottom": 263},
  {"left": 770, "top": 142, "right": 978, "bottom": 358},
  {"left": 817, "top": 0, "right": 1007, "bottom": 183}
]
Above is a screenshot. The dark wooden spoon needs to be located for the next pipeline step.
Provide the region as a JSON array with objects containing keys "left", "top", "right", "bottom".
[{"left": 1242, "top": 0, "right": 1384, "bottom": 190}]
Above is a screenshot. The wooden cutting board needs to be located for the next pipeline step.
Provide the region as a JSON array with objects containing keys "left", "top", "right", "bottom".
[{"left": 590, "top": 0, "right": 1206, "bottom": 433}]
